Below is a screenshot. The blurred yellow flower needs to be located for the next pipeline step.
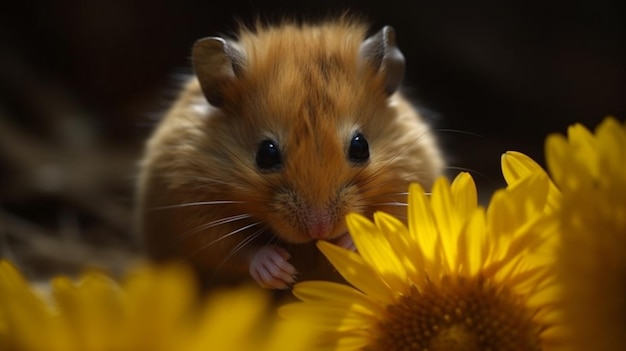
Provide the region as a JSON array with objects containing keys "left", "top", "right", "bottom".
[
  {"left": 546, "top": 116, "right": 626, "bottom": 351},
  {"left": 282, "top": 172, "right": 561, "bottom": 351},
  {"left": 0, "top": 260, "right": 313, "bottom": 351}
]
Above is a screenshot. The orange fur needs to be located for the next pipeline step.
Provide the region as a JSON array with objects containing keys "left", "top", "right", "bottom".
[{"left": 136, "top": 19, "right": 444, "bottom": 287}]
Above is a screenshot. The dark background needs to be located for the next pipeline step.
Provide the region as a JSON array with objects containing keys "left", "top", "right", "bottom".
[{"left": 1, "top": 0, "right": 624, "bottom": 278}]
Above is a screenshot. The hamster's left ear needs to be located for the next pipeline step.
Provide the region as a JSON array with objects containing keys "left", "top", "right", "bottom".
[
  {"left": 360, "top": 26, "right": 405, "bottom": 95},
  {"left": 192, "top": 37, "right": 246, "bottom": 107}
]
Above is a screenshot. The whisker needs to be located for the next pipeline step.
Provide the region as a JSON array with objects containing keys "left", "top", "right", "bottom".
[
  {"left": 207, "top": 226, "right": 268, "bottom": 284},
  {"left": 265, "top": 233, "right": 281, "bottom": 246},
  {"left": 149, "top": 200, "right": 247, "bottom": 210},
  {"left": 353, "top": 126, "right": 483, "bottom": 196},
  {"left": 432, "top": 128, "right": 483, "bottom": 138},
  {"left": 387, "top": 191, "right": 410, "bottom": 196},
  {"left": 374, "top": 202, "right": 408, "bottom": 207},
  {"left": 183, "top": 221, "right": 264, "bottom": 260},
  {"left": 443, "top": 166, "right": 491, "bottom": 180},
  {"left": 392, "top": 165, "right": 491, "bottom": 183},
  {"left": 356, "top": 171, "right": 430, "bottom": 197},
  {"left": 224, "top": 227, "right": 267, "bottom": 262},
  {"left": 153, "top": 174, "right": 243, "bottom": 187},
  {"left": 164, "top": 213, "right": 254, "bottom": 247},
  {"left": 183, "top": 214, "right": 254, "bottom": 237},
  {"left": 360, "top": 191, "right": 409, "bottom": 202}
]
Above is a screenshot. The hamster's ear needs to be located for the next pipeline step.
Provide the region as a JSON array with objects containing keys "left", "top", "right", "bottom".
[
  {"left": 192, "top": 37, "right": 245, "bottom": 107},
  {"left": 360, "top": 26, "right": 405, "bottom": 95}
]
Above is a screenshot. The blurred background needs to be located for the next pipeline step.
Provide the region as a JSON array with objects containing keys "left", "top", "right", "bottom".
[{"left": 1, "top": 0, "right": 624, "bottom": 279}]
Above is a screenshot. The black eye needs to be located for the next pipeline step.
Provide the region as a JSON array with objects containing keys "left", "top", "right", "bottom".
[
  {"left": 256, "top": 139, "right": 282, "bottom": 170},
  {"left": 349, "top": 133, "right": 370, "bottom": 163}
]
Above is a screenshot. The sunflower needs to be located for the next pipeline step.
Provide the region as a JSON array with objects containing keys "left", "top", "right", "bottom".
[
  {"left": 0, "top": 260, "right": 313, "bottom": 351},
  {"left": 281, "top": 171, "right": 561, "bottom": 351},
  {"left": 546, "top": 116, "right": 626, "bottom": 351}
]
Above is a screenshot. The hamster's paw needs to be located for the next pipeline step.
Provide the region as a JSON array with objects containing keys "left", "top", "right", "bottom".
[
  {"left": 249, "top": 245, "right": 297, "bottom": 290},
  {"left": 333, "top": 233, "right": 356, "bottom": 251}
]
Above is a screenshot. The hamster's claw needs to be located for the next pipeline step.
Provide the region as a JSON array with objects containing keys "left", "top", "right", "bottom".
[{"left": 249, "top": 245, "right": 297, "bottom": 290}]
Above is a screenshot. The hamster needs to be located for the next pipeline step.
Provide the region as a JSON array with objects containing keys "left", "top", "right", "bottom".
[{"left": 136, "top": 18, "right": 444, "bottom": 290}]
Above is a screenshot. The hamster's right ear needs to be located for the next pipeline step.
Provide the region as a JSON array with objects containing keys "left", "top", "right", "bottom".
[
  {"left": 360, "top": 26, "right": 405, "bottom": 95},
  {"left": 192, "top": 37, "right": 246, "bottom": 107}
]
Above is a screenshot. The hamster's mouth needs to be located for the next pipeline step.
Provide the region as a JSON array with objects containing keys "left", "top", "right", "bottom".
[
  {"left": 333, "top": 231, "right": 349, "bottom": 241},
  {"left": 328, "top": 232, "right": 356, "bottom": 251}
]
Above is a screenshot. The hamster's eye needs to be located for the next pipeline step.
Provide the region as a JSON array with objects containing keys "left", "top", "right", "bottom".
[
  {"left": 349, "top": 133, "right": 370, "bottom": 163},
  {"left": 256, "top": 139, "right": 282, "bottom": 170}
]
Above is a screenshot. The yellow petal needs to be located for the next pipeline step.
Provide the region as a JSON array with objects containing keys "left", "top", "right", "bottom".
[
  {"left": 431, "top": 177, "right": 459, "bottom": 271},
  {"left": 332, "top": 334, "right": 374, "bottom": 351},
  {"left": 52, "top": 272, "right": 125, "bottom": 350},
  {"left": 293, "top": 281, "right": 385, "bottom": 316},
  {"left": 506, "top": 172, "right": 549, "bottom": 219},
  {"left": 262, "top": 315, "right": 319, "bottom": 351},
  {"left": 568, "top": 123, "right": 598, "bottom": 170},
  {"left": 460, "top": 207, "right": 486, "bottom": 276},
  {"left": 346, "top": 213, "right": 408, "bottom": 293},
  {"left": 278, "top": 303, "right": 376, "bottom": 332},
  {"left": 187, "top": 286, "right": 268, "bottom": 351},
  {"left": 0, "top": 261, "right": 64, "bottom": 350},
  {"left": 486, "top": 189, "right": 515, "bottom": 245},
  {"left": 317, "top": 241, "right": 395, "bottom": 304},
  {"left": 545, "top": 133, "right": 570, "bottom": 188},
  {"left": 121, "top": 264, "right": 196, "bottom": 350},
  {"left": 546, "top": 128, "right": 599, "bottom": 191},
  {"left": 373, "top": 212, "right": 425, "bottom": 283},
  {"left": 501, "top": 151, "right": 546, "bottom": 185},
  {"left": 0, "top": 261, "right": 27, "bottom": 288},
  {"left": 596, "top": 116, "right": 626, "bottom": 182},
  {"left": 408, "top": 183, "right": 438, "bottom": 262},
  {"left": 451, "top": 172, "right": 478, "bottom": 221},
  {"left": 526, "top": 281, "right": 561, "bottom": 309}
]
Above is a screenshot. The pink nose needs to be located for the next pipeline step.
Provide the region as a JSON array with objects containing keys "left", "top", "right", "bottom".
[{"left": 306, "top": 210, "right": 333, "bottom": 239}]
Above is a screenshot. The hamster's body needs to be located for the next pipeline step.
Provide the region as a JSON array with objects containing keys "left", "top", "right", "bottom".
[{"left": 137, "top": 19, "right": 443, "bottom": 289}]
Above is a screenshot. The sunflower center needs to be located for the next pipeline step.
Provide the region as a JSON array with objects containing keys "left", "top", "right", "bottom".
[{"left": 370, "top": 276, "right": 543, "bottom": 351}]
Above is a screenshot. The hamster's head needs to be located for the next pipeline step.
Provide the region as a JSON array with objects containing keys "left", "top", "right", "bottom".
[{"left": 190, "top": 20, "right": 443, "bottom": 243}]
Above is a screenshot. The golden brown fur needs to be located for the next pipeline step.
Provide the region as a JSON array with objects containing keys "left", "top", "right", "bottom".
[{"left": 136, "top": 19, "right": 443, "bottom": 287}]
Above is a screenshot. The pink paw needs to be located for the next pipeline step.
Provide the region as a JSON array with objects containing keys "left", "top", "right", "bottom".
[
  {"left": 249, "top": 245, "right": 297, "bottom": 289},
  {"left": 333, "top": 233, "right": 356, "bottom": 251}
]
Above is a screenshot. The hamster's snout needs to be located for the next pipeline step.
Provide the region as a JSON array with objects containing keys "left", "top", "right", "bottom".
[
  {"left": 273, "top": 187, "right": 350, "bottom": 242},
  {"left": 303, "top": 208, "right": 335, "bottom": 239}
]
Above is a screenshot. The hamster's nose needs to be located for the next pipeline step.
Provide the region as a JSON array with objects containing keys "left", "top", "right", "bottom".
[{"left": 305, "top": 209, "right": 334, "bottom": 240}]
